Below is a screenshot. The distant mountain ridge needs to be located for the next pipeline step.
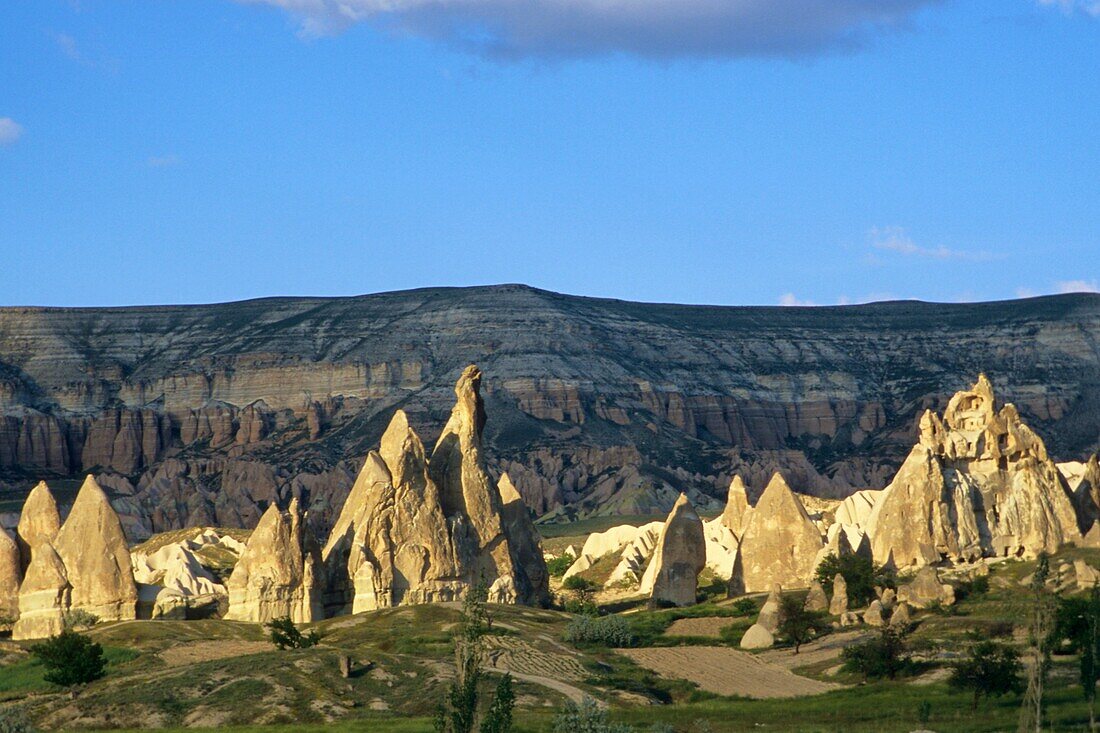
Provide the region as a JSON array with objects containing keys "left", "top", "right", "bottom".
[{"left": 1, "top": 285, "right": 1098, "bottom": 538}]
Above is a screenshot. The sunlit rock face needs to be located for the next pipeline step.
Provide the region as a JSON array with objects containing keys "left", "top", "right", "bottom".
[
  {"left": 321, "top": 367, "right": 549, "bottom": 615},
  {"left": 868, "top": 375, "right": 1083, "bottom": 570},
  {"left": 737, "top": 473, "right": 824, "bottom": 593}
]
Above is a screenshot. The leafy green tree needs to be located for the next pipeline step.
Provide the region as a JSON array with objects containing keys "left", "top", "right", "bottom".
[
  {"left": 814, "top": 553, "right": 893, "bottom": 608},
  {"left": 1055, "top": 584, "right": 1100, "bottom": 728},
  {"left": 562, "top": 576, "right": 600, "bottom": 616},
  {"left": 264, "top": 617, "right": 321, "bottom": 650},
  {"left": 777, "top": 594, "right": 828, "bottom": 653},
  {"left": 1020, "top": 553, "right": 1057, "bottom": 733},
  {"left": 949, "top": 640, "right": 1023, "bottom": 710},
  {"left": 436, "top": 581, "right": 515, "bottom": 733},
  {"left": 29, "top": 630, "right": 106, "bottom": 687},
  {"left": 546, "top": 555, "right": 574, "bottom": 577},
  {"left": 841, "top": 626, "right": 912, "bottom": 680}
]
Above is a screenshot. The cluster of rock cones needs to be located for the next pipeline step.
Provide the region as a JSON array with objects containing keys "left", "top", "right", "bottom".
[
  {"left": 3, "top": 371, "right": 1099, "bottom": 639},
  {"left": 1, "top": 365, "right": 549, "bottom": 639}
]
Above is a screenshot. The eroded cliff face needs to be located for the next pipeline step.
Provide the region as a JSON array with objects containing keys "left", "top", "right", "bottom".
[{"left": 1, "top": 286, "right": 1099, "bottom": 536}]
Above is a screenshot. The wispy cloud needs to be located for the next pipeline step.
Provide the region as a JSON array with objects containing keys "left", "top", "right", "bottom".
[
  {"left": 869, "top": 226, "right": 999, "bottom": 262},
  {"left": 52, "top": 31, "right": 120, "bottom": 71},
  {"left": 146, "top": 154, "right": 182, "bottom": 168},
  {"left": 1056, "top": 279, "right": 1100, "bottom": 293},
  {"left": 778, "top": 293, "right": 816, "bottom": 307},
  {"left": 233, "top": 0, "right": 944, "bottom": 59},
  {"left": 0, "top": 118, "right": 23, "bottom": 146},
  {"left": 1037, "top": 0, "right": 1100, "bottom": 17}
]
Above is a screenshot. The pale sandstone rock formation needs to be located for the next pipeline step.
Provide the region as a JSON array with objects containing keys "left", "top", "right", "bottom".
[
  {"left": 132, "top": 541, "right": 227, "bottom": 619},
  {"left": 829, "top": 574, "right": 848, "bottom": 616},
  {"left": 740, "top": 622, "right": 774, "bottom": 649},
  {"left": 1076, "top": 559, "right": 1100, "bottom": 590},
  {"left": 757, "top": 585, "right": 782, "bottom": 633},
  {"left": 738, "top": 473, "right": 824, "bottom": 592},
  {"left": 226, "top": 498, "right": 323, "bottom": 623},
  {"left": 867, "top": 375, "right": 1081, "bottom": 570},
  {"left": 897, "top": 566, "right": 955, "bottom": 609},
  {"left": 12, "top": 542, "right": 70, "bottom": 640},
  {"left": 720, "top": 476, "right": 751, "bottom": 537},
  {"left": 0, "top": 529, "right": 21, "bottom": 620},
  {"left": 805, "top": 581, "right": 828, "bottom": 612},
  {"left": 497, "top": 473, "right": 550, "bottom": 606},
  {"left": 1061, "top": 455, "right": 1100, "bottom": 533},
  {"left": 15, "top": 481, "right": 60, "bottom": 572},
  {"left": 863, "top": 600, "right": 885, "bottom": 626},
  {"left": 429, "top": 366, "right": 546, "bottom": 605},
  {"left": 640, "top": 494, "right": 706, "bottom": 607},
  {"left": 52, "top": 475, "right": 137, "bottom": 624},
  {"left": 702, "top": 517, "right": 739, "bottom": 578},
  {"left": 563, "top": 522, "right": 659, "bottom": 581},
  {"left": 889, "top": 602, "right": 910, "bottom": 626},
  {"left": 606, "top": 523, "right": 663, "bottom": 587},
  {"left": 834, "top": 489, "right": 882, "bottom": 528}
]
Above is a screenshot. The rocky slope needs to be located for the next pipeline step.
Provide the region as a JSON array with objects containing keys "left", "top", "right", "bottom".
[{"left": 1, "top": 286, "right": 1099, "bottom": 538}]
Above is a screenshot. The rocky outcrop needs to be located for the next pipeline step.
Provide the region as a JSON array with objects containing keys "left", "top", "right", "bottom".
[
  {"left": 15, "top": 481, "right": 60, "bottom": 572},
  {"left": 51, "top": 476, "right": 138, "bottom": 624},
  {"left": 805, "top": 581, "right": 828, "bottom": 612},
  {"left": 497, "top": 474, "right": 550, "bottom": 607},
  {"left": 640, "top": 494, "right": 706, "bottom": 607},
  {"left": 720, "top": 476, "right": 750, "bottom": 537},
  {"left": 132, "top": 537, "right": 229, "bottom": 620},
  {"left": 740, "top": 622, "right": 774, "bottom": 650},
  {"left": 897, "top": 566, "right": 955, "bottom": 609},
  {"left": 0, "top": 529, "right": 20, "bottom": 620},
  {"left": 4, "top": 287, "right": 1099, "bottom": 533},
  {"left": 829, "top": 574, "right": 848, "bottom": 616},
  {"left": 12, "top": 542, "right": 70, "bottom": 640},
  {"left": 225, "top": 499, "right": 323, "bottom": 623},
  {"left": 867, "top": 375, "right": 1082, "bottom": 570},
  {"left": 738, "top": 473, "right": 824, "bottom": 592}
]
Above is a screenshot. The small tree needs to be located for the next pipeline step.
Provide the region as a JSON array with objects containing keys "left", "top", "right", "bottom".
[
  {"left": 1055, "top": 584, "right": 1100, "bottom": 729},
  {"left": 814, "top": 553, "right": 893, "bottom": 608},
  {"left": 552, "top": 697, "right": 633, "bottom": 733},
  {"left": 479, "top": 674, "right": 515, "bottom": 733},
  {"left": 949, "top": 640, "right": 1023, "bottom": 710},
  {"left": 264, "top": 617, "right": 321, "bottom": 650},
  {"left": 1020, "top": 553, "right": 1057, "bottom": 733},
  {"left": 841, "top": 626, "right": 912, "bottom": 680},
  {"left": 29, "top": 630, "right": 106, "bottom": 687},
  {"left": 777, "top": 594, "right": 828, "bottom": 653},
  {"left": 546, "top": 556, "right": 574, "bottom": 577},
  {"left": 562, "top": 576, "right": 599, "bottom": 616}
]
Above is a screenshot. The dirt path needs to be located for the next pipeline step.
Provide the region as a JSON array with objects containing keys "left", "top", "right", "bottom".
[
  {"left": 486, "top": 667, "right": 593, "bottom": 705},
  {"left": 759, "top": 630, "right": 869, "bottom": 670},
  {"left": 619, "top": 646, "right": 841, "bottom": 699}
]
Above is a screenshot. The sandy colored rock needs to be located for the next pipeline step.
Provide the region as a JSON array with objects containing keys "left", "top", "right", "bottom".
[
  {"left": 606, "top": 523, "right": 663, "bottom": 587},
  {"left": 897, "top": 566, "right": 955, "bottom": 609},
  {"left": 640, "top": 493, "right": 706, "bottom": 607},
  {"left": 52, "top": 475, "right": 138, "bottom": 624},
  {"left": 702, "top": 517, "right": 739, "bottom": 579},
  {"left": 880, "top": 587, "right": 896, "bottom": 610},
  {"left": 563, "top": 522, "right": 659, "bottom": 580},
  {"left": 740, "top": 623, "right": 774, "bottom": 649},
  {"left": 720, "top": 476, "right": 751, "bottom": 537},
  {"left": 0, "top": 529, "right": 21, "bottom": 620},
  {"left": 863, "top": 600, "right": 884, "bottom": 626},
  {"left": 738, "top": 473, "right": 824, "bottom": 592},
  {"left": 757, "top": 585, "right": 782, "bottom": 633},
  {"left": 834, "top": 489, "right": 882, "bottom": 528},
  {"left": 1076, "top": 559, "right": 1100, "bottom": 590},
  {"left": 805, "top": 581, "right": 828, "bottom": 612},
  {"left": 829, "top": 573, "right": 848, "bottom": 616},
  {"left": 497, "top": 473, "right": 550, "bottom": 606},
  {"left": 867, "top": 375, "right": 1081, "bottom": 570},
  {"left": 15, "top": 481, "right": 61, "bottom": 573},
  {"left": 12, "top": 542, "right": 70, "bottom": 640},
  {"left": 889, "top": 602, "right": 910, "bottom": 627},
  {"left": 226, "top": 498, "right": 323, "bottom": 623}
]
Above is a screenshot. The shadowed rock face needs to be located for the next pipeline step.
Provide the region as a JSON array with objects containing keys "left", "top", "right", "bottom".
[{"left": 2, "top": 286, "right": 1099, "bottom": 533}]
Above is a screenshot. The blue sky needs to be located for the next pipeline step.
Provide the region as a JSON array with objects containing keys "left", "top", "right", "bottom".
[{"left": 0, "top": 0, "right": 1097, "bottom": 307}]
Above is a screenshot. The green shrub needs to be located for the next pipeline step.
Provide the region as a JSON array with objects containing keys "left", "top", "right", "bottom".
[
  {"left": 776, "top": 595, "right": 829, "bottom": 653},
  {"left": 29, "top": 630, "right": 106, "bottom": 687},
  {"left": 62, "top": 609, "right": 99, "bottom": 631},
  {"left": 546, "top": 556, "right": 574, "bottom": 577},
  {"left": 564, "top": 615, "right": 635, "bottom": 648},
  {"left": 0, "top": 707, "right": 34, "bottom": 733},
  {"left": 948, "top": 640, "right": 1023, "bottom": 710},
  {"left": 552, "top": 697, "right": 633, "bottom": 733},
  {"left": 731, "top": 598, "right": 756, "bottom": 616},
  {"left": 562, "top": 576, "right": 600, "bottom": 616},
  {"left": 841, "top": 626, "right": 914, "bottom": 680},
  {"left": 264, "top": 617, "right": 321, "bottom": 650},
  {"left": 815, "top": 553, "right": 894, "bottom": 608}
]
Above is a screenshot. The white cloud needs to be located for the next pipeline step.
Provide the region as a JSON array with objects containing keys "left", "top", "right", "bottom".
[
  {"left": 234, "top": 0, "right": 943, "bottom": 58},
  {"left": 146, "top": 154, "right": 182, "bottom": 168},
  {"left": 1037, "top": 0, "right": 1100, "bottom": 17},
  {"left": 1015, "top": 286, "right": 1039, "bottom": 298},
  {"left": 869, "top": 226, "right": 998, "bottom": 262},
  {"left": 1056, "top": 279, "right": 1100, "bottom": 294},
  {"left": 0, "top": 118, "right": 23, "bottom": 146},
  {"left": 779, "top": 293, "right": 816, "bottom": 307}
]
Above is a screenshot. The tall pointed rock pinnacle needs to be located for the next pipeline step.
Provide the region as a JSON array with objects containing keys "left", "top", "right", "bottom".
[
  {"left": 16, "top": 481, "right": 61, "bottom": 573},
  {"left": 720, "top": 475, "right": 750, "bottom": 538},
  {"left": 12, "top": 542, "right": 70, "bottom": 640},
  {"left": 497, "top": 473, "right": 550, "bottom": 607},
  {"left": 429, "top": 365, "right": 521, "bottom": 603},
  {"left": 52, "top": 475, "right": 137, "bottom": 624},
  {"left": 0, "top": 530, "right": 21, "bottom": 621},
  {"left": 640, "top": 493, "right": 706, "bottom": 607},
  {"left": 737, "top": 473, "right": 823, "bottom": 593}
]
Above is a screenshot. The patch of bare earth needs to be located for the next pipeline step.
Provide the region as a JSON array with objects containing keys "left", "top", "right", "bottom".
[
  {"left": 159, "top": 640, "right": 271, "bottom": 666},
  {"left": 759, "top": 630, "right": 870, "bottom": 670},
  {"left": 664, "top": 617, "right": 734, "bottom": 638},
  {"left": 619, "top": 646, "right": 841, "bottom": 699}
]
